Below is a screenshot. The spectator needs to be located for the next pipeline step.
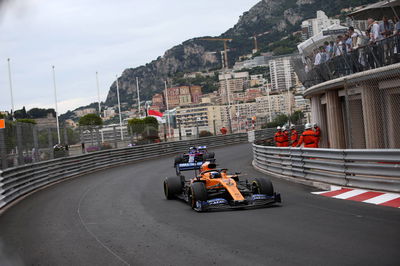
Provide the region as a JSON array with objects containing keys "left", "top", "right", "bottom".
[
  {"left": 380, "top": 16, "right": 395, "bottom": 64},
  {"left": 329, "top": 41, "right": 335, "bottom": 58},
  {"left": 395, "top": 16, "right": 400, "bottom": 34},
  {"left": 334, "top": 35, "right": 344, "bottom": 56},
  {"left": 314, "top": 46, "right": 328, "bottom": 66},
  {"left": 324, "top": 41, "right": 332, "bottom": 60},
  {"left": 344, "top": 34, "right": 352, "bottom": 53},
  {"left": 380, "top": 16, "right": 394, "bottom": 38},
  {"left": 349, "top": 27, "right": 359, "bottom": 50},
  {"left": 314, "top": 48, "right": 322, "bottom": 65},
  {"left": 220, "top": 127, "right": 227, "bottom": 135},
  {"left": 368, "top": 18, "right": 383, "bottom": 43}
]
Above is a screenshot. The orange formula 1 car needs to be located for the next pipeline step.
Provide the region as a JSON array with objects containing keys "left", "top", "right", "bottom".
[{"left": 163, "top": 162, "right": 281, "bottom": 212}]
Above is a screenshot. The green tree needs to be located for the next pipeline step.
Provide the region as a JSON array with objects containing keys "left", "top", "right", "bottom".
[
  {"left": 14, "top": 106, "right": 28, "bottom": 119},
  {"left": 27, "top": 108, "right": 55, "bottom": 118},
  {"left": 263, "top": 114, "right": 289, "bottom": 128},
  {"left": 128, "top": 118, "right": 145, "bottom": 134},
  {"left": 199, "top": 130, "right": 213, "bottom": 137},
  {"left": 78, "top": 114, "right": 103, "bottom": 126},
  {"left": 128, "top": 116, "right": 160, "bottom": 141},
  {"left": 16, "top": 119, "right": 36, "bottom": 124},
  {"left": 289, "top": 110, "right": 304, "bottom": 125}
]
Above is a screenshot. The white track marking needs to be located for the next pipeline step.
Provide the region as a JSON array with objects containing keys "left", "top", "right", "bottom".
[
  {"left": 77, "top": 183, "right": 130, "bottom": 266},
  {"left": 363, "top": 193, "right": 400, "bottom": 204},
  {"left": 332, "top": 189, "right": 367, "bottom": 199}
]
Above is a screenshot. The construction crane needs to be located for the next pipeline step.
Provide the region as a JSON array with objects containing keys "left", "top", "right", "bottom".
[
  {"left": 199, "top": 38, "right": 232, "bottom": 69},
  {"left": 200, "top": 38, "right": 233, "bottom": 133},
  {"left": 249, "top": 31, "right": 270, "bottom": 54}
]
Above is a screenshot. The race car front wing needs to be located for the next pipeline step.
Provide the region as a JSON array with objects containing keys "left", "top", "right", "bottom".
[{"left": 193, "top": 193, "right": 281, "bottom": 212}]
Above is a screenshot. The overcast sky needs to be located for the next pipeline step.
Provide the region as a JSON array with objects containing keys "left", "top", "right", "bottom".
[{"left": 0, "top": 0, "right": 259, "bottom": 114}]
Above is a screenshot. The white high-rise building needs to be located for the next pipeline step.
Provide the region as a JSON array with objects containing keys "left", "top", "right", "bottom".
[
  {"left": 269, "top": 56, "right": 297, "bottom": 92},
  {"left": 301, "top": 10, "right": 341, "bottom": 40}
]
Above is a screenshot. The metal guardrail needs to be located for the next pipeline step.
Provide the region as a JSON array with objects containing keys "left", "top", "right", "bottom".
[
  {"left": 252, "top": 144, "right": 400, "bottom": 193},
  {"left": 0, "top": 133, "right": 247, "bottom": 210}
]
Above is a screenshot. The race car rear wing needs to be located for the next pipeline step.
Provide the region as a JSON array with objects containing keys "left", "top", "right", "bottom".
[{"left": 175, "top": 158, "right": 215, "bottom": 175}]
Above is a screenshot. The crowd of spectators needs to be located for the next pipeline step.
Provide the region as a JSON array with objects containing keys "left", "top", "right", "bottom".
[{"left": 305, "top": 16, "right": 400, "bottom": 79}]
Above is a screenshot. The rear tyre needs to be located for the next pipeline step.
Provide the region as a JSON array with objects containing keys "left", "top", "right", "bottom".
[
  {"left": 174, "top": 154, "right": 184, "bottom": 166},
  {"left": 205, "top": 152, "right": 215, "bottom": 159},
  {"left": 164, "top": 176, "right": 182, "bottom": 199},
  {"left": 252, "top": 177, "right": 274, "bottom": 196},
  {"left": 190, "top": 182, "right": 208, "bottom": 208}
]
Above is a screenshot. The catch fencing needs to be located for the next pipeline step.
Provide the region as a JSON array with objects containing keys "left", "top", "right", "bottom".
[
  {"left": 0, "top": 133, "right": 247, "bottom": 210},
  {"left": 253, "top": 144, "right": 400, "bottom": 193}
]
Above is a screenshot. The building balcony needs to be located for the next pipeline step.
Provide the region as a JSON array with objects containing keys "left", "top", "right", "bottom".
[{"left": 294, "top": 35, "right": 400, "bottom": 88}]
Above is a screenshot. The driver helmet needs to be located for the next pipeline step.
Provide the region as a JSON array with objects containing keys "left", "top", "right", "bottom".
[
  {"left": 305, "top": 123, "right": 312, "bottom": 130},
  {"left": 211, "top": 172, "right": 221, "bottom": 179},
  {"left": 200, "top": 162, "right": 216, "bottom": 172},
  {"left": 277, "top": 126, "right": 281, "bottom": 131}
]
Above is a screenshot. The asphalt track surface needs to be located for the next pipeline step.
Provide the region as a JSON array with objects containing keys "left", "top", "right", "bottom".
[{"left": 0, "top": 143, "right": 399, "bottom": 266}]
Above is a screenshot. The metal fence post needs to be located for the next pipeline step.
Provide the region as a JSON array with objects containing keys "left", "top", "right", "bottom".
[
  {"left": 32, "top": 125, "right": 39, "bottom": 162},
  {"left": 113, "top": 126, "right": 118, "bottom": 148},
  {"left": 96, "top": 127, "right": 101, "bottom": 147},
  {"left": 16, "top": 122, "right": 24, "bottom": 166},
  {"left": 178, "top": 122, "right": 182, "bottom": 141},
  {"left": 48, "top": 128, "right": 54, "bottom": 159},
  {"left": 0, "top": 128, "right": 7, "bottom": 169},
  {"left": 79, "top": 127, "right": 85, "bottom": 154},
  {"left": 63, "top": 126, "right": 69, "bottom": 156},
  {"left": 213, "top": 120, "right": 217, "bottom": 136}
]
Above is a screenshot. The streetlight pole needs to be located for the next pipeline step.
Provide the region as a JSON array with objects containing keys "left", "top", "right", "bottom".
[
  {"left": 265, "top": 80, "right": 272, "bottom": 122},
  {"left": 96, "top": 71, "right": 101, "bottom": 117},
  {"left": 7, "top": 58, "right": 15, "bottom": 120},
  {"left": 115, "top": 75, "right": 124, "bottom": 140},
  {"left": 136, "top": 77, "right": 140, "bottom": 117},
  {"left": 164, "top": 81, "right": 171, "bottom": 139},
  {"left": 52, "top": 66, "right": 61, "bottom": 144},
  {"left": 223, "top": 66, "right": 233, "bottom": 134}
]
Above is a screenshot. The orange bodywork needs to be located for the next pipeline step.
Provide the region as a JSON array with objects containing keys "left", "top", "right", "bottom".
[{"left": 192, "top": 170, "right": 245, "bottom": 201}]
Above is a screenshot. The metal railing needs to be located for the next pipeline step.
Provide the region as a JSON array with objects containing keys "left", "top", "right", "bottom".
[
  {"left": 0, "top": 133, "right": 247, "bottom": 210},
  {"left": 252, "top": 144, "right": 400, "bottom": 193},
  {"left": 294, "top": 34, "right": 400, "bottom": 88}
]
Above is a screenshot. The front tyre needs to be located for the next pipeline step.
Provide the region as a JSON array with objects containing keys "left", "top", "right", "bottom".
[
  {"left": 252, "top": 177, "right": 274, "bottom": 196},
  {"left": 190, "top": 182, "right": 208, "bottom": 209},
  {"left": 164, "top": 176, "right": 182, "bottom": 199}
]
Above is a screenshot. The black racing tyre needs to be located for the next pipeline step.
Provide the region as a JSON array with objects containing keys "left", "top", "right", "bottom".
[
  {"left": 207, "top": 152, "right": 215, "bottom": 159},
  {"left": 190, "top": 182, "right": 208, "bottom": 208},
  {"left": 164, "top": 176, "right": 182, "bottom": 199},
  {"left": 252, "top": 177, "right": 274, "bottom": 196},
  {"left": 174, "top": 154, "right": 184, "bottom": 165}
]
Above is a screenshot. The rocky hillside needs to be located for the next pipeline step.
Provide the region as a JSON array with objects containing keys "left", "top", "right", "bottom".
[{"left": 105, "top": 0, "right": 376, "bottom": 106}]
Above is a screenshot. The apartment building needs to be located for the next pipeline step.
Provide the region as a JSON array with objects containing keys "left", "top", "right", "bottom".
[{"left": 269, "top": 56, "right": 297, "bottom": 92}]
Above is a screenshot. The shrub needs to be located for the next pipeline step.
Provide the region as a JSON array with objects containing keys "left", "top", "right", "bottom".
[{"left": 199, "top": 130, "right": 213, "bottom": 137}]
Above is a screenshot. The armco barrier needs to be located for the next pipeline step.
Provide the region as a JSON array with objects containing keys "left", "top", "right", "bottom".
[
  {"left": 0, "top": 133, "right": 247, "bottom": 210},
  {"left": 252, "top": 144, "right": 400, "bottom": 193}
]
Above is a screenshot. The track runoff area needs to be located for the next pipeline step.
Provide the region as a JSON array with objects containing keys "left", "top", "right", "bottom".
[{"left": 0, "top": 143, "right": 398, "bottom": 265}]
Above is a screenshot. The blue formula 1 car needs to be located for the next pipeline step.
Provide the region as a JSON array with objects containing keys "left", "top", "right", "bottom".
[{"left": 174, "top": 146, "right": 215, "bottom": 173}]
